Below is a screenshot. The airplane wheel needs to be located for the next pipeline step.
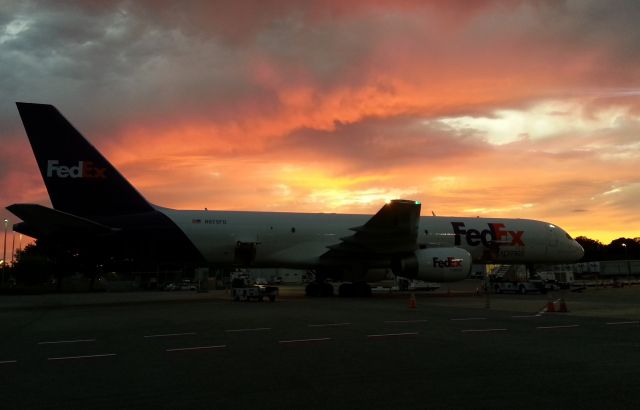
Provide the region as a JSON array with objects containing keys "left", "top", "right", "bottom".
[
  {"left": 306, "top": 282, "right": 333, "bottom": 297},
  {"left": 338, "top": 283, "right": 354, "bottom": 297},
  {"left": 305, "top": 282, "right": 319, "bottom": 297},
  {"left": 354, "top": 282, "right": 372, "bottom": 297},
  {"left": 322, "top": 283, "right": 334, "bottom": 297}
]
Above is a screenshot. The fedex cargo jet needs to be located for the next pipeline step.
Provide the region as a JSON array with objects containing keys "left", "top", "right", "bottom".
[{"left": 7, "top": 103, "right": 584, "bottom": 296}]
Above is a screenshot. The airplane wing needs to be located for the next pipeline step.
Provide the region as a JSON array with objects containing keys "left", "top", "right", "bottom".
[
  {"left": 326, "top": 199, "right": 421, "bottom": 256},
  {"left": 7, "top": 203, "right": 117, "bottom": 239}
]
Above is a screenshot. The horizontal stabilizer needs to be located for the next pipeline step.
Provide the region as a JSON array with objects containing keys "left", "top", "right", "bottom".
[{"left": 7, "top": 203, "right": 117, "bottom": 239}]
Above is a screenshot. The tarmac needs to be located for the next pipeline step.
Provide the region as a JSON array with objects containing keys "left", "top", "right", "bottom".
[{"left": 0, "top": 280, "right": 638, "bottom": 409}]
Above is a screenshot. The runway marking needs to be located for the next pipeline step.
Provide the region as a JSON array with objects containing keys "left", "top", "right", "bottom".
[
  {"left": 384, "top": 320, "right": 428, "bottom": 324},
  {"left": 367, "top": 332, "right": 419, "bottom": 338},
  {"left": 0, "top": 360, "right": 17, "bottom": 365},
  {"left": 144, "top": 332, "right": 197, "bottom": 338},
  {"left": 461, "top": 328, "right": 508, "bottom": 333},
  {"left": 308, "top": 322, "right": 352, "bottom": 327},
  {"left": 38, "top": 339, "right": 96, "bottom": 345},
  {"left": 166, "top": 345, "right": 226, "bottom": 352},
  {"left": 451, "top": 317, "right": 487, "bottom": 321},
  {"left": 48, "top": 353, "right": 117, "bottom": 361},
  {"left": 278, "top": 337, "right": 331, "bottom": 344},
  {"left": 606, "top": 321, "right": 639, "bottom": 326},
  {"left": 225, "top": 327, "right": 271, "bottom": 332},
  {"left": 536, "top": 325, "right": 580, "bottom": 330}
]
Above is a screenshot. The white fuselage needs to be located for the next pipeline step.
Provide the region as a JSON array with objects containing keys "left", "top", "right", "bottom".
[{"left": 158, "top": 207, "right": 584, "bottom": 268}]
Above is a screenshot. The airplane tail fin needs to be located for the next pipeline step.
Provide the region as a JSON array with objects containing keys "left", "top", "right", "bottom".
[{"left": 16, "top": 102, "right": 154, "bottom": 217}]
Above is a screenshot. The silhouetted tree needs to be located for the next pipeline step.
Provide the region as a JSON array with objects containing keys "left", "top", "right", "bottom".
[
  {"left": 607, "top": 237, "right": 640, "bottom": 260},
  {"left": 10, "top": 243, "right": 54, "bottom": 285},
  {"left": 575, "top": 236, "right": 605, "bottom": 261}
]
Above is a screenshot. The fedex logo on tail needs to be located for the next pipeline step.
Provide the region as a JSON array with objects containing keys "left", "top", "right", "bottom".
[
  {"left": 46, "top": 160, "right": 106, "bottom": 179},
  {"left": 452, "top": 222, "right": 524, "bottom": 247}
]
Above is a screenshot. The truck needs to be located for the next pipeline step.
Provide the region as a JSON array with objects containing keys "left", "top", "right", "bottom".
[
  {"left": 230, "top": 277, "right": 278, "bottom": 302},
  {"left": 491, "top": 278, "right": 547, "bottom": 294},
  {"left": 536, "top": 270, "right": 575, "bottom": 289},
  {"left": 396, "top": 278, "right": 440, "bottom": 291}
]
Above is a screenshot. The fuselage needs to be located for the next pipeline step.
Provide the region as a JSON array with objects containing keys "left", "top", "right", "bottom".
[
  {"left": 159, "top": 207, "right": 584, "bottom": 269},
  {"left": 12, "top": 103, "right": 585, "bottom": 288}
]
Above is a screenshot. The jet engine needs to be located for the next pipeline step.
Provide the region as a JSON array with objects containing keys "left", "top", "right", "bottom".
[{"left": 393, "top": 247, "right": 472, "bottom": 282}]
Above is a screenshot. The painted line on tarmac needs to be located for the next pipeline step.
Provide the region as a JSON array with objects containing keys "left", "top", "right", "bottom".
[
  {"left": 451, "top": 317, "right": 487, "bottom": 321},
  {"left": 166, "top": 345, "right": 227, "bottom": 352},
  {"left": 0, "top": 360, "right": 17, "bottom": 365},
  {"left": 38, "top": 339, "right": 96, "bottom": 345},
  {"left": 367, "top": 332, "right": 419, "bottom": 338},
  {"left": 536, "top": 325, "right": 580, "bottom": 330},
  {"left": 144, "top": 332, "right": 197, "bottom": 338},
  {"left": 225, "top": 327, "right": 271, "bottom": 332},
  {"left": 308, "top": 322, "right": 352, "bottom": 327},
  {"left": 48, "top": 353, "right": 117, "bottom": 361},
  {"left": 384, "top": 320, "right": 428, "bottom": 324},
  {"left": 606, "top": 321, "right": 639, "bottom": 326},
  {"left": 279, "top": 337, "right": 332, "bottom": 344},
  {"left": 461, "top": 328, "right": 508, "bottom": 333}
]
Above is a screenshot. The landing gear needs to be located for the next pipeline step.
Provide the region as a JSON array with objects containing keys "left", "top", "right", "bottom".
[
  {"left": 305, "top": 281, "right": 334, "bottom": 297},
  {"left": 338, "top": 283, "right": 353, "bottom": 297},
  {"left": 338, "top": 281, "right": 371, "bottom": 297}
]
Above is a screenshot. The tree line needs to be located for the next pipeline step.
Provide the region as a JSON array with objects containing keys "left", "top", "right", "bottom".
[{"left": 575, "top": 236, "right": 640, "bottom": 262}]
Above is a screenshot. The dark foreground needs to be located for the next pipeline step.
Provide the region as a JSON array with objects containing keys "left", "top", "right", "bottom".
[{"left": 0, "top": 284, "right": 638, "bottom": 410}]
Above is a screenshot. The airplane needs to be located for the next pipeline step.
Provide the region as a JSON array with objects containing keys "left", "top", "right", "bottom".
[{"left": 7, "top": 102, "right": 584, "bottom": 296}]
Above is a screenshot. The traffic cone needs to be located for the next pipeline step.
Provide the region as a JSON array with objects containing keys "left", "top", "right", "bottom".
[
  {"left": 408, "top": 293, "right": 417, "bottom": 309},
  {"left": 545, "top": 300, "right": 556, "bottom": 313},
  {"left": 557, "top": 298, "right": 568, "bottom": 312}
]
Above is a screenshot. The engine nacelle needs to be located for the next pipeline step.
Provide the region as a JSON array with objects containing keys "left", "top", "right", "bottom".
[{"left": 393, "top": 247, "right": 472, "bottom": 282}]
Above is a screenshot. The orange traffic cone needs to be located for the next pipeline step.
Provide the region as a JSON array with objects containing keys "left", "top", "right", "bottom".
[
  {"left": 408, "top": 293, "right": 417, "bottom": 309},
  {"left": 545, "top": 300, "right": 556, "bottom": 313},
  {"left": 557, "top": 298, "right": 568, "bottom": 312}
]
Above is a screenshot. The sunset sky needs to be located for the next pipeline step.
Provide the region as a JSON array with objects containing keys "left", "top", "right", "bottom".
[{"left": 1, "top": 0, "right": 640, "bottom": 247}]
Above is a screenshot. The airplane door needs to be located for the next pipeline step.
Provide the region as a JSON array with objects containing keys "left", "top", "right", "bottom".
[{"left": 234, "top": 233, "right": 259, "bottom": 266}]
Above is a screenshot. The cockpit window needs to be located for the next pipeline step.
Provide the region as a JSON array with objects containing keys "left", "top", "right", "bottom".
[{"left": 566, "top": 233, "right": 572, "bottom": 240}]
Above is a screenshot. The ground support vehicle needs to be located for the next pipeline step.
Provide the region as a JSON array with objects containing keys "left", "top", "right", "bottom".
[
  {"left": 230, "top": 278, "right": 278, "bottom": 302},
  {"left": 492, "top": 279, "right": 546, "bottom": 294}
]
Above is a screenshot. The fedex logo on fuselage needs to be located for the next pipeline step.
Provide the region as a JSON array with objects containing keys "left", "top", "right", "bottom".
[
  {"left": 452, "top": 222, "right": 524, "bottom": 247},
  {"left": 46, "top": 160, "right": 106, "bottom": 179}
]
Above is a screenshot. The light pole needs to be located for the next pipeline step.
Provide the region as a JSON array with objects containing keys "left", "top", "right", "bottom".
[
  {"left": 622, "top": 243, "right": 630, "bottom": 280},
  {"left": 2, "top": 219, "right": 7, "bottom": 285},
  {"left": 11, "top": 231, "right": 15, "bottom": 265}
]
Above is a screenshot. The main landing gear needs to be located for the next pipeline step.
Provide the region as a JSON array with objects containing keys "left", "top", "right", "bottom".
[
  {"left": 304, "top": 281, "right": 373, "bottom": 297},
  {"left": 305, "top": 282, "right": 334, "bottom": 297},
  {"left": 338, "top": 282, "right": 372, "bottom": 297}
]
